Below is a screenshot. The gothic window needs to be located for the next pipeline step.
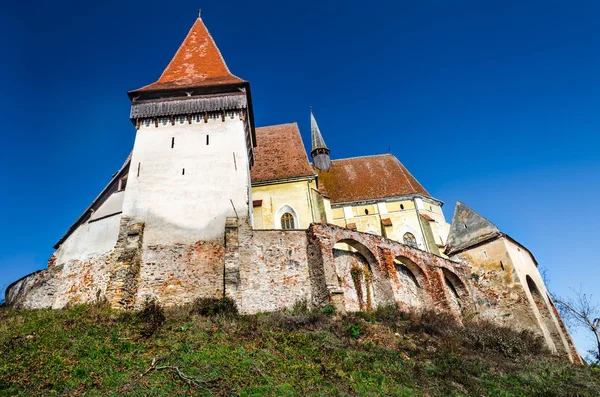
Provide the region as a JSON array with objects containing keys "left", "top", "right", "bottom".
[
  {"left": 403, "top": 232, "right": 418, "bottom": 248},
  {"left": 281, "top": 213, "right": 295, "bottom": 230}
]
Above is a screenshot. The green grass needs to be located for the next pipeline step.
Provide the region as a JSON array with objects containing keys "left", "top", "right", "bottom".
[{"left": 0, "top": 301, "right": 598, "bottom": 396}]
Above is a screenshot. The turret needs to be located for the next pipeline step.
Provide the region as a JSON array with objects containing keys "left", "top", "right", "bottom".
[
  {"left": 122, "top": 14, "right": 256, "bottom": 244},
  {"left": 310, "top": 109, "right": 331, "bottom": 171}
]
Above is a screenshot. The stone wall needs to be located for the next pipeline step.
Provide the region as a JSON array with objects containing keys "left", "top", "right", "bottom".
[
  {"left": 238, "top": 228, "right": 313, "bottom": 314},
  {"left": 3, "top": 221, "right": 581, "bottom": 364}
]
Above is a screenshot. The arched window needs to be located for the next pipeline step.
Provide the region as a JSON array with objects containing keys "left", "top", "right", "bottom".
[
  {"left": 281, "top": 213, "right": 295, "bottom": 229},
  {"left": 403, "top": 232, "right": 417, "bottom": 248}
]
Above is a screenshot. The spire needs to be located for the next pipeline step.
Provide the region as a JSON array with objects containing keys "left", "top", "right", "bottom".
[
  {"left": 311, "top": 108, "right": 328, "bottom": 151},
  {"left": 310, "top": 108, "right": 331, "bottom": 171},
  {"left": 445, "top": 201, "right": 501, "bottom": 255},
  {"left": 131, "top": 16, "right": 244, "bottom": 93}
]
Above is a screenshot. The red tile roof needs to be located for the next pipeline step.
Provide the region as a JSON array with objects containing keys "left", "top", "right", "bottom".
[
  {"left": 315, "top": 154, "right": 430, "bottom": 204},
  {"left": 132, "top": 18, "right": 244, "bottom": 92},
  {"left": 250, "top": 123, "right": 315, "bottom": 183}
]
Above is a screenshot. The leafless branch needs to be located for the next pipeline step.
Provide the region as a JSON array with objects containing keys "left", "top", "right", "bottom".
[
  {"left": 554, "top": 286, "right": 600, "bottom": 362},
  {"left": 141, "top": 357, "right": 215, "bottom": 391}
]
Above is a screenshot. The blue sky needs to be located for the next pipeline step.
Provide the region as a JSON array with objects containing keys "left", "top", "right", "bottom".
[{"left": 1, "top": 1, "right": 598, "bottom": 357}]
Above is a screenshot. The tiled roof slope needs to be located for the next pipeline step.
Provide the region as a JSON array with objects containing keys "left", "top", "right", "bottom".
[
  {"left": 315, "top": 154, "right": 430, "bottom": 204},
  {"left": 131, "top": 17, "right": 244, "bottom": 92},
  {"left": 251, "top": 123, "right": 315, "bottom": 183}
]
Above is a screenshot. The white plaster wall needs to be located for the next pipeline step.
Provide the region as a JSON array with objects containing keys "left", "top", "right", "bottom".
[
  {"left": 54, "top": 197, "right": 123, "bottom": 264},
  {"left": 504, "top": 238, "right": 571, "bottom": 356},
  {"left": 122, "top": 114, "right": 252, "bottom": 245}
]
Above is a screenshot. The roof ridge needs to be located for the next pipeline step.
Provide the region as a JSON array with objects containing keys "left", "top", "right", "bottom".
[
  {"left": 331, "top": 153, "right": 393, "bottom": 162},
  {"left": 256, "top": 122, "right": 299, "bottom": 129},
  {"left": 390, "top": 155, "right": 431, "bottom": 196}
]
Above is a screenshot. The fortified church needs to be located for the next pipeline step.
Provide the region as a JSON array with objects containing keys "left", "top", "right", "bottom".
[{"left": 6, "top": 15, "right": 581, "bottom": 362}]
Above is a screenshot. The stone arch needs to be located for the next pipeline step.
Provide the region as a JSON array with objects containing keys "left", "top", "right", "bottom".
[
  {"left": 525, "top": 275, "right": 566, "bottom": 354},
  {"left": 333, "top": 240, "right": 377, "bottom": 312},
  {"left": 274, "top": 204, "right": 299, "bottom": 229},
  {"left": 393, "top": 256, "right": 429, "bottom": 308},
  {"left": 441, "top": 268, "right": 469, "bottom": 313}
]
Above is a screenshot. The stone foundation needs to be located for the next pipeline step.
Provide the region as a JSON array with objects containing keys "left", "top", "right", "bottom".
[{"left": 5, "top": 222, "right": 580, "bottom": 363}]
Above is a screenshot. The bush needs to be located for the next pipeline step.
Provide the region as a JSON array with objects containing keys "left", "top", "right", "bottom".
[
  {"left": 291, "top": 299, "right": 309, "bottom": 315},
  {"left": 405, "top": 310, "right": 459, "bottom": 336},
  {"left": 137, "top": 297, "right": 165, "bottom": 338},
  {"left": 190, "top": 297, "right": 238, "bottom": 317},
  {"left": 461, "top": 320, "right": 546, "bottom": 359},
  {"left": 320, "top": 304, "right": 335, "bottom": 316}
]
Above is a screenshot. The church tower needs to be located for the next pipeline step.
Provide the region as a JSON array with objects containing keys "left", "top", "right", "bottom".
[
  {"left": 310, "top": 109, "right": 331, "bottom": 171},
  {"left": 122, "top": 14, "right": 256, "bottom": 245}
]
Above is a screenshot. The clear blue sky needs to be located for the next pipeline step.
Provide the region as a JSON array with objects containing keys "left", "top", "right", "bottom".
[{"left": 1, "top": 1, "right": 598, "bottom": 357}]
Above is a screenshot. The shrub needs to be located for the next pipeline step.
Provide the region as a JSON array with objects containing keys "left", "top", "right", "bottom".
[
  {"left": 190, "top": 297, "right": 238, "bottom": 316},
  {"left": 347, "top": 323, "right": 362, "bottom": 339},
  {"left": 137, "top": 297, "right": 165, "bottom": 338},
  {"left": 291, "top": 299, "right": 309, "bottom": 315},
  {"left": 461, "top": 320, "right": 547, "bottom": 359},
  {"left": 320, "top": 304, "right": 335, "bottom": 316},
  {"left": 405, "top": 310, "right": 459, "bottom": 336}
]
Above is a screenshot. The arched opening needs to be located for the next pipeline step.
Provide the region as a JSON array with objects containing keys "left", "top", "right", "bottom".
[
  {"left": 441, "top": 268, "right": 469, "bottom": 314},
  {"left": 393, "top": 256, "right": 428, "bottom": 308},
  {"left": 526, "top": 275, "right": 565, "bottom": 354},
  {"left": 333, "top": 240, "right": 378, "bottom": 312},
  {"left": 274, "top": 204, "right": 299, "bottom": 230}
]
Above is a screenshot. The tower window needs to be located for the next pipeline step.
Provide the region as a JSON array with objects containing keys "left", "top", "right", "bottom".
[
  {"left": 206, "top": 135, "right": 210, "bottom": 145},
  {"left": 403, "top": 232, "right": 417, "bottom": 248},
  {"left": 171, "top": 137, "right": 175, "bottom": 148},
  {"left": 182, "top": 168, "right": 185, "bottom": 175},
  {"left": 281, "top": 213, "right": 295, "bottom": 230}
]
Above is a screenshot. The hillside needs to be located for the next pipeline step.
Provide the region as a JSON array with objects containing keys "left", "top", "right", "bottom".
[{"left": 1, "top": 300, "right": 598, "bottom": 396}]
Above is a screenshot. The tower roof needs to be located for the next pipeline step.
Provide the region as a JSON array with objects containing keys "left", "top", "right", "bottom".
[
  {"left": 131, "top": 17, "right": 244, "bottom": 93},
  {"left": 310, "top": 109, "right": 329, "bottom": 152},
  {"left": 445, "top": 201, "right": 501, "bottom": 255}
]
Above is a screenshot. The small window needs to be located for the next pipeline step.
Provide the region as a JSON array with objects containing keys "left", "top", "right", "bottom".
[
  {"left": 281, "top": 213, "right": 295, "bottom": 229},
  {"left": 182, "top": 168, "right": 185, "bottom": 175},
  {"left": 206, "top": 135, "right": 210, "bottom": 145},
  {"left": 171, "top": 137, "right": 175, "bottom": 148},
  {"left": 400, "top": 204, "right": 404, "bottom": 210},
  {"left": 483, "top": 251, "right": 488, "bottom": 259},
  {"left": 403, "top": 232, "right": 418, "bottom": 248},
  {"left": 464, "top": 223, "right": 468, "bottom": 229},
  {"left": 364, "top": 209, "right": 369, "bottom": 215}
]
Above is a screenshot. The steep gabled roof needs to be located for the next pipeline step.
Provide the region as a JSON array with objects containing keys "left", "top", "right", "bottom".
[
  {"left": 131, "top": 17, "right": 244, "bottom": 93},
  {"left": 251, "top": 123, "right": 315, "bottom": 183},
  {"left": 314, "top": 154, "right": 430, "bottom": 204},
  {"left": 444, "top": 201, "right": 501, "bottom": 255}
]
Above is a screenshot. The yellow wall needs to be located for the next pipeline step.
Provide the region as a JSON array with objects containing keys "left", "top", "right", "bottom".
[
  {"left": 252, "top": 182, "right": 449, "bottom": 256},
  {"left": 252, "top": 179, "right": 321, "bottom": 229},
  {"left": 330, "top": 199, "right": 450, "bottom": 256}
]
